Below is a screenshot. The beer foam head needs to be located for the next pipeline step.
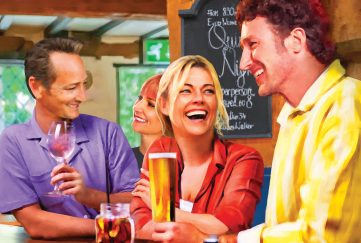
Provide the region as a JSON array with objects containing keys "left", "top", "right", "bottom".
[{"left": 149, "top": 152, "right": 176, "bottom": 159}]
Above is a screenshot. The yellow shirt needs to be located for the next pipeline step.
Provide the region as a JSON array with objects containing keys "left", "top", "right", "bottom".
[{"left": 238, "top": 60, "right": 361, "bottom": 243}]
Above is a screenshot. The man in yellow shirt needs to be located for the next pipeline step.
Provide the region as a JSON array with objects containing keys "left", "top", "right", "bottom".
[{"left": 235, "top": 0, "right": 361, "bottom": 242}]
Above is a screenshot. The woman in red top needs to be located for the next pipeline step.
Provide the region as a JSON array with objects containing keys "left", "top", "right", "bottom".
[{"left": 130, "top": 55, "right": 263, "bottom": 241}]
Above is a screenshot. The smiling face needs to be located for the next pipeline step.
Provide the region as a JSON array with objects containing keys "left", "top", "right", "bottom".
[
  {"left": 239, "top": 16, "right": 292, "bottom": 97},
  {"left": 162, "top": 67, "right": 217, "bottom": 138},
  {"left": 132, "top": 77, "right": 162, "bottom": 136},
  {"left": 35, "top": 52, "right": 87, "bottom": 121}
]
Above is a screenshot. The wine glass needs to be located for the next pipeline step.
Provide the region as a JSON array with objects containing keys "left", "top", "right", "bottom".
[{"left": 46, "top": 120, "right": 76, "bottom": 196}]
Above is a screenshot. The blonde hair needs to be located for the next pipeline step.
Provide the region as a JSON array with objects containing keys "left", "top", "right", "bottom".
[{"left": 156, "top": 55, "right": 229, "bottom": 136}]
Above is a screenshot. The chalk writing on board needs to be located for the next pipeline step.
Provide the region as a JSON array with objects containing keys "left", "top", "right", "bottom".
[
  {"left": 206, "top": 6, "right": 258, "bottom": 131},
  {"left": 180, "top": 0, "right": 272, "bottom": 138}
]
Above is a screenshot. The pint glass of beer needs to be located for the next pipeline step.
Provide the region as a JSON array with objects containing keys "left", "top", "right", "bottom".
[{"left": 148, "top": 152, "right": 176, "bottom": 222}]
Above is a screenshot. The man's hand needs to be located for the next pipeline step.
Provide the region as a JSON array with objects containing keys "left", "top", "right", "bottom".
[
  {"left": 51, "top": 163, "right": 133, "bottom": 209},
  {"left": 50, "top": 163, "right": 87, "bottom": 203},
  {"left": 152, "top": 222, "right": 206, "bottom": 243}
]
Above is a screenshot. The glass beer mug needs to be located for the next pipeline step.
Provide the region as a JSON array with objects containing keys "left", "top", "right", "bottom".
[
  {"left": 148, "top": 152, "right": 177, "bottom": 222},
  {"left": 95, "top": 203, "right": 134, "bottom": 243}
]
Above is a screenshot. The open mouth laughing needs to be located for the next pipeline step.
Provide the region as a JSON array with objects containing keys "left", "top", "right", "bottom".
[
  {"left": 186, "top": 110, "right": 208, "bottom": 120},
  {"left": 134, "top": 115, "right": 146, "bottom": 123},
  {"left": 254, "top": 69, "right": 264, "bottom": 78}
]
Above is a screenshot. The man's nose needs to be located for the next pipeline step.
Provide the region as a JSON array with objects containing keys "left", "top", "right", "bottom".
[
  {"left": 77, "top": 84, "right": 87, "bottom": 102},
  {"left": 239, "top": 48, "right": 252, "bottom": 71}
]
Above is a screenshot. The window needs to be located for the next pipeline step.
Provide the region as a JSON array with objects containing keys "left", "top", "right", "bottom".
[{"left": 0, "top": 61, "right": 35, "bottom": 132}]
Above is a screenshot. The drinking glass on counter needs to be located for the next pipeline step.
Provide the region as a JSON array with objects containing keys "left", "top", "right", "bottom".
[
  {"left": 148, "top": 152, "right": 176, "bottom": 222},
  {"left": 95, "top": 203, "right": 134, "bottom": 243}
]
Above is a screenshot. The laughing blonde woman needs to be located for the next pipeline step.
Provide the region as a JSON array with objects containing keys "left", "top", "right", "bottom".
[{"left": 131, "top": 55, "right": 264, "bottom": 241}]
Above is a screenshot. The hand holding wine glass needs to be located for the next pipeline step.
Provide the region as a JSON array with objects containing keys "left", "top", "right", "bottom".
[
  {"left": 50, "top": 163, "right": 87, "bottom": 200},
  {"left": 46, "top": 120, "right": 75, "bottom": 196}
]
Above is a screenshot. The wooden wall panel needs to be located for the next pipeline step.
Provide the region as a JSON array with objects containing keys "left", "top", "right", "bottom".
[
  {"left": 166, "top": 0, "right": 194, "bottom": 61},
  {"left": 0, "top": 0, "right": 166, "bottom": 18}
]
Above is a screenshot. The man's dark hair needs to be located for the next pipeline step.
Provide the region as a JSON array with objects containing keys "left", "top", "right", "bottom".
[
  {"left": 236, "top": 0, "right": 335, "bottom": 64},
  {"left": 24, "top": 37, "right": 83, "bottom": 98}
]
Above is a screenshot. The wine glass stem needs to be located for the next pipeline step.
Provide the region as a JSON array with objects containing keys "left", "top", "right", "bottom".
[
  {"left": 54, "top": 183, "right": 60, "bottom": 192},
  {"left": 54, "top": 157, "right": 66, "bottom": 193}
]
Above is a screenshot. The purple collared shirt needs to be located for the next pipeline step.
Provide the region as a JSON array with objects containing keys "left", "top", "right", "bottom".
[{"left": 0, "top": 114, "right": 139, "bottom": 218}]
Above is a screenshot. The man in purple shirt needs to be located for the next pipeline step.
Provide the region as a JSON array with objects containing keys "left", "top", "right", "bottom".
[{"left": 0, "top": 38, "right": 139, "bottom": 239}]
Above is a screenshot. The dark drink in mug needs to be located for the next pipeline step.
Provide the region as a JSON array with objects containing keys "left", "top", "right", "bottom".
[
  {"left": 148, "top": 152, "right": 176, "bottom": 222},
  {"left": 95, "top": 203, "right": 134, "bottom": 243}
]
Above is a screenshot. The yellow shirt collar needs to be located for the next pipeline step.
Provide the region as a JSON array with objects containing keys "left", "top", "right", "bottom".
[{"left": 277, "top": 59, "right": 345, "bottom": 125}]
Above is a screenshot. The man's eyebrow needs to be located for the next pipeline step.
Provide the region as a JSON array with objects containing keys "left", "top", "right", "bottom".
[
  {"left": 240, "top": 40, "right": 244, "bottom": 49},
  {"left": 240, "top": 36, "right": 249, "bottom": 48}
]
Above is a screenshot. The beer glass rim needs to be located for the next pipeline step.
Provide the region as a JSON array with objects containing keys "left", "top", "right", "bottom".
[{"left": 149, "top": 152, "right": 176, "bottom": 159}]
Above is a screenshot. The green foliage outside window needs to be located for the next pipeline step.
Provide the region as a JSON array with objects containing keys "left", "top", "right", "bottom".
[{"left": 0, "top": 62, "right": 34, "bottom": 132}]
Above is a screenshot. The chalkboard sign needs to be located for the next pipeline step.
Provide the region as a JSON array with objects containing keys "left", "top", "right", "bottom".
[
  {"left": 115, "top": 65, "right": 167, "bottom": 147},
  {"left": 180, "top": 0, "right": 272, "bottom": 138}
]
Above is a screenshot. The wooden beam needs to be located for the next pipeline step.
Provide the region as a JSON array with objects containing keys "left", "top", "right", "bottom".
[
  {"left": 0, "top": 35, "right": 138, "bottom": 59},
  {"left": 141, "top": 25, "right": 168, "bottom": 39},
  {"left": 91, "top": 19, "right": 125, "bottom": 37},
  {"left": 0, "top": 36, "right": 25, "bottom": 52},
  {"left": 0, "top": 0, "right": 166, "bottom": 18},
  {"left": 0, "top": 36, "right": 30, "bottom": 59},
  {"left": 80, "top": 40, "right": 139, "bottom": 59},
  {"left": 45, "top": 17, "right": 72, "bottom": 37},
  {"left": 167, "top": 0, "right": 194, "bottom": 61},
  {"left": 0, "top": 15, "right": 12, "bottom": 32}
]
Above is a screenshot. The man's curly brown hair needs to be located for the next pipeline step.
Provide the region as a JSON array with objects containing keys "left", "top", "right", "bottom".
[{"left": 236, "top": 0, "right": 335, "bottom": 64}]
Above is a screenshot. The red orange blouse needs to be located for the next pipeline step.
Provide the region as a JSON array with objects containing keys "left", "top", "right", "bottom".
[{"left": 130, "top": 135, "right": 264, "bottom": 233}]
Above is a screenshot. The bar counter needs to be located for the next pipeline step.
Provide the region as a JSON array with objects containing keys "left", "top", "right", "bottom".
[
  {"left": 0, "top": 215, "right": 149, "bottom": 243},
  {"left": 0, "top": 224, "right": 92, "bottom": 243},
  {"left": 0, "top": 224, "right": 155, "bottom": 243}
]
